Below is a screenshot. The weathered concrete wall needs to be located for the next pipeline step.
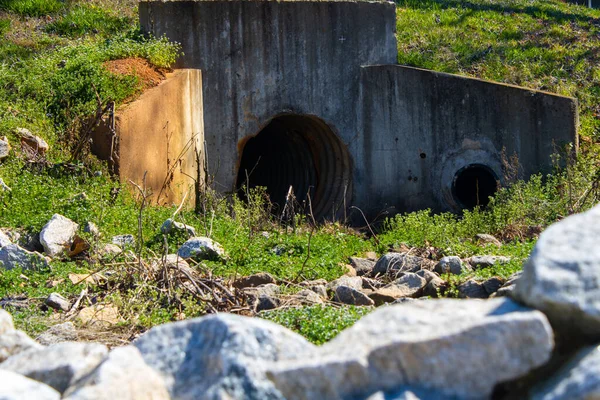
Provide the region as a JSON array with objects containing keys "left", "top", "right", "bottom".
[
  {"left": 140, "top": 0, "right": 397, "bottom": 214},
  {"left": 357, "top": 65, "right": 578, "bottom": 215},
  {"left": 92, "top": 69, "right": 204, "bottom": 206}
]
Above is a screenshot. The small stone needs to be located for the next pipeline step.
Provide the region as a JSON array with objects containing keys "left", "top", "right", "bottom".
[
  {"left": 295, "top": 289, "right": 324, "bottom": 305},
  {"left": 0, "top": 369, "right": 60, "bottom": 400},
  {"left": 0, "top": 177, "right": 11, "bottom": 192},
  {"left": 44, "top": 293, "right": 70, "bottom": 312},
  {"left": 482, "top": 277, "right": 504, "bottom": 295},
  {"left": 83, "top": 222, "right": 100, "bottom": 238},
  {"left": 0, "top": 342, "right": 108, "bottom": 394},
  {"left": 492, "top": 271, "right": 521, "bottom": 298},
  {"left": 244, "top": 284, "right": 281, "bottom": 312},
  {"left": 373, "top": 253, "right": 433, "bottom": 276},
  {"left": 434, "top": 256, "right": 469, "bottom": 275},
  {"left": 417, "top": 270, "right": 448, "bottom": 298},
  {"left": 458, "top": 280, "right": 488, "bottom": 299},
  {"left": 0, "top": 230, "right": 12, "bottom": 248},
  {"left": 307, "top": 284, "right": 328, "bottom": 299},
  {"left": 40, "top": 214, "right": 79, "bottom": 257},
  {"left": 256, "top": 294, "right": 280, "bottom": 312},
  {"left": 0, "top": 136, "right": 10, "bottom": 160},
  {"left": 468, "top": 255, "right": 511, "bottom": 269},
  {"left": 100, "top": 243, "right": 122, "bottom": 256},
  {"left": 233, "top": 272, "right": 276, "bottom": 289},
  {"left": 112, "top": 234, "right": 135, "bottom": 247},
  {"left": 77, "top": 304, "right": 121, "bottom": 327},
  {"left": 0, "top": 244, "right": 48, "bottom": 270},
  {"left": 365, "top": 251, "right": 378, "bottom": 260},
  {"left": 17, "top": 128, "right": 49, "bottom": 158},
  {"left": 35, "top": 322, "right": 78, "bottom": 346},
  {"left": 299, "top": 279, "right": 328, "bottom": 287},
  {"left": 349, "top": 257, "right": 375, "bottom": 276},
  {"left": 342, "top": 264, "right": 357, "bottom": 277},
  {"left": 177, "top": 236, "right": 225, "bottom": 261},
  {"left": 327, "top": 276, "right": 363, "bottom": 293},
  {"left": 475, "top": 233, "right": 502, "bottom": 247},
  {"left": 370, "top": 273, "right": 427, "bottom": 304},
  {"left": 160, "top": 218, "right": 196, "bottom": 237},
  {"left": 335, "top": 285, "right": 374, "bottom": 306}
]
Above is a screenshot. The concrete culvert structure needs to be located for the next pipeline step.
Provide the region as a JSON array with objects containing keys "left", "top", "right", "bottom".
[
  {"left": 452, "top": 164, "right": 499, "bottom": 209},
  {"left": 236, "top": 115, "right": 352, "bottom": 220}
]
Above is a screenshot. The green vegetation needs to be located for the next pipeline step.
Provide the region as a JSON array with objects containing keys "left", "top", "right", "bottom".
[{"left": 0, "top": 0, "right": 598, "bottom": 342}]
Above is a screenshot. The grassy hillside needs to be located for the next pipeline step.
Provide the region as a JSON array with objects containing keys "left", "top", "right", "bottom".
[{"left": 0, "top": 0, "right": 598, "bottom": 343}]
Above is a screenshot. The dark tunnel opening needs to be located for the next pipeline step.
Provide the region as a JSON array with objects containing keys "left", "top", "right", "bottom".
[
  {"left": 452, "top": 164, "right": 498, "bottom": 209},
  {"left": 236, "top": 114, "right": 352, "bottom": 220}
]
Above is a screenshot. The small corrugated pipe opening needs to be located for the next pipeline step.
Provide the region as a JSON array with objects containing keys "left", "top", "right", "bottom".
[
  {"left": 236, "top": 114, "right": 352, "bottom": 220},
  {"left": 451, "top": 163, "right": 499, "bottom": 209}
]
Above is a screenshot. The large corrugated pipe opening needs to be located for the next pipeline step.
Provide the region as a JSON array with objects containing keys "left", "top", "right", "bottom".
[
  {"left": 236, "top": 114, "right": 352, "bottom": 220},
  {"left": 452, "top": 163, "right": 499, "bottom": 209}
]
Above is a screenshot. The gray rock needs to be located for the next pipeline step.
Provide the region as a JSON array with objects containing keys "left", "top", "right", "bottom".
[
  {"left": 0, "top": 230, "right": 11, "bottom": 248},
  {"left": 468, "top": 255, "right": 511, "bottom": 269},
  {"left": 417, "top": 270, "right": 447, "bottom": 298},
  {"left": 307, "top": 284, "right": 328, "bottom": 299},
  {"left": 0, "top": 369, "right": 60, "bottom": 400},
  {"left": 100, "top": 243, "right": 122, "bottom": 256},
  {"left": 39, "top": 214, "right": 79, "bottom": 257},
  {"left": 45, "top": 293, "right": 70, "bottom": 312},
  {"left": 83, "top": 222, "right": 100, "bottom": 238},
  {"left": 160, "top": 218, "right": 196, "bottom": 237},
  {"left": 482, "top": 277, "right": 504, "bottom": 295},
  {"left": 35, "top": 322, "right": 78, "bottom": 346},
  {"left": 373, "top": 253, "right": 432, "bottom": 276},
  {"left": 335, "top": 285, "right": 374, "bottom": 306},
  {"left": 370, "top": 273, "right": 427, "bottom": 305},
  {"left": 0, "top": 136, "right": 10, "bottom": 160},
  {"left": 513, "top": 204, "right": 600, "bottom": 339},
  {"left": 531, "top": 345, "right": 600, "bottom": 400},
  {"left": 0, "top": 244, "right": 48, "bottom": 270},
  {"left": 368, "top": 386, "right": 455, "bottom": 400},
  {"left": 434, "top": 256, "right": 469, "bottom": 275},
  {"left": 134, "top": 313, "right": 316, "bottom": 400},
  {"left": 0, "top": 330, "right": 44, "bottom": 363},
  {"left": 458, "top": 280, "right": 488, "bottom": 299},
  {"left": 0, "top": 309, "right": 13, "bottom": 335},
  {"left": 296, "top": 289, "right": 325, "bottom": 304},
  {"left": 493, "top": 271, "right": 522, "bottom": 298},
  {"left": 256, "top": 294, "right": 281, "bottom": 311},
  {"left": 111, "top": 234, "right": 135, "bottom": 247},
  {"left": 63, "top": 346, "right": 169, "bottom": 400},
  {"left": 243, "top": 284, "right": 281, "bottom": 312},
  {"left": 233, "top": 272, "right": 276, "bottom": 289},
  {"left": 475, "top": 233, "right": 502, "bottom": 247},
  {"left": 349, "top": 257, "right": 376, "bottom": 276},
  {"left": 327, "top": 276, "right": 363, "bottom": 292},
  {"left": 266, "top": 298, "right": 554, "bottom": 400},
  {"left": 177, "top": 236, "right": 225, "bottom": 261},
  {"left": 0, "top": 342, "right": 108, "bottom": 393}
]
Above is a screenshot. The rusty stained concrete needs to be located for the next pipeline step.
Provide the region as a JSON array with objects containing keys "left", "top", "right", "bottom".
[{"left": 92, "top": 69, "right": 204, "bottom": 207}]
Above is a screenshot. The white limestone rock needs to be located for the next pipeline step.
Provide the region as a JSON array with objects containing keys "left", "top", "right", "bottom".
[
  {"left": 177, "top": 236, "right": 225, "bottom": 261},
  {"left": 39, "top": 214, "right": 79, "bottom": 257},
  {"left": 0, "top": 330, "right": 44, "bottom": 363},
  {"left": 0, "top": 136, "right": 10, "bottom": 160},
  {"left": 134, "top": 313, "right": 316, "bottom": 400},
  {"left": 0, "top": 230, "right": 11, "bottom": 248},
  {"left": 0, "top": 309, "right": 13, "bottom": 335},
  {"left": 0, "top": 369, "right": 60, "bottom": 400},
  {"left": 266, "top": 298, "right": 553, "bottom": 400}
]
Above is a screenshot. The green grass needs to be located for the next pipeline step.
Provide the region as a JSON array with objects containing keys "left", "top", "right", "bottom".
[
  {"left": 46, "top": 5, "right": 132, "bottom": 37},
  {"left": 0, "top": 0, "right": 63, "bottom": 17}
]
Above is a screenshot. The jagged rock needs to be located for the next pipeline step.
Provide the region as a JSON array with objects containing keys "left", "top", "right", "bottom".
[
  {"left": 0, "top": 330, "right": 43, "bottom": 363},
  {"left": 0, "top": 136, "right": 10, "bottom": 160},
  {"left": 0, "top": 230, "right": 11, "bottom": 248},
  {"left": 36, "top": 323, "right": 78, "bottom": 346},
  {"left": 83, "top": 222, "right": 100, "bottom": 238},
  {"left": 233, "top": 272, "right": 276, "bottom": 289},
  {"left": 434, "top": 256, "right": 469, "bottom": 275},
  {"left": 0, "top": 369, "right": 60, "bottom": 400},
  {"left": 177, "top": 236, "right": 225, "bottom": 261},
  {"left": 306, "top": 284, "right": 327, "bottom": 299},
  {"left": 492, "top": 271, "right": 522, "bottom": 298},
  {"left": 134, "top": 313, "right": 316, "bottom": 400},
  {"left": 475, "top": 233, "right": 502, "bottom": 247},
  {"left": 39, "top": 214, "right": 79, "bottom": 257},
  {"left": 468, "top": 255, "right": 511, "bottom": 269},
  {"left": 243, "top": 284, "right": 281, "bottom": 312},
  {"left": 63, "top": 346, "right": 169, "bottom": 400},
  {"left": 349, "top": 257, "right": 376, "bottom": 276},
  {"left": 295, "top": 289, "right": 325, "bottom": 305},
  {"left": 458, "top": 280, "right": 488, "bottom": 299},
  {"left": 482, "top": 277, "right": 504, "bottom": 295},
  {"left": 530, "top": 345, "right": 600, "bottom": 400},
  {"left": 111, "top": 234, "right": 135, "bottom": 247},
  {"left": 0, "top": 342, "right": 108, "bottom": 393},
  {"left": 417, "top": 270, "right": 448, "bottom": 298},
  {"left": 266, "top": 298, "right": 554, "bottom": 400},
  {"left": 0, "top": 177, "right": 11, "bottom": 192},
  {"left": 373, "top": 253, "right": 433, "bottom": 276},
  {"left": 256, "top": 294, "right": 281, "bottom": 311},
  {"left": 513, "top": 204, "right": 600, "bottom": 339},
  {"left": 327, "top": 276, "right": 363, "bottom": 292},
  {"left": 17, "top": 128, "right": 49, "bottom": 157},
  {"left": 160, "top": 218, "right": 196, "bottom": 237},
  {"left": 0, "top": 244, "right": 48, "bottom": 270},
  {"left": 335, "top": 285, "right": 374, "bottom": 306},
  {"left": 369, "top": 273, "right": 427, "bottom": 305},
  {"left": 44, "top": 293, "right": 70, "bottom": 312},
  {"left": 0, "top": 309, "right": 13, "bottom": 335}
]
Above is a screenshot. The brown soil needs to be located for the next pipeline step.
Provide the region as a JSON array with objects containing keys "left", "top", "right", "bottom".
[{"left": 103, "top": 57, "right": 168, "bottom": 91}]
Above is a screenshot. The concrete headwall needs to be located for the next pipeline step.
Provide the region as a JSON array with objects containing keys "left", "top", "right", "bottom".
[
  {"left": 93, "top": 69, "right": 204, "bottom": 206},
  {"left": 357, "top": 65, "right": 578, "bottom": 215},
  {"left": 140, "top": 0, "right": 397, "bottom": 210}
]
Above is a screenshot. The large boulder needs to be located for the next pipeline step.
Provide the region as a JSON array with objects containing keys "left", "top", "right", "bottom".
[
  {"left": 134, "top": 313, "right": 316, "bottom": 400},
  {"left": 0, "top": 244, "right": 48, "bottom": 270},
  {"left": 39, "top": 214, "right": 79, "bottom": 257},
  {"left": 266, "top": 298, "right": 553, "bottom": 400},
  {"left": 0, "top": 310, "right": 13, "bottom": 335},
  {"left": 177, "top": 237, "right": 226, "bottom": 261},
  {"left": 530, "top": 345, "right": 600, "bottom": 400},
  {"left": 0, "top": 342, "right": 108, "bottom": 393},
  {"left": 0, "top": 369, "right": 60, "bottom": 400},
  {"left": 63, "top": 346, "right": 169, "bottom": 400},
  {"left": 0, "top": 330, "right": 43, "bottom": 363},
  {"left": 513, "top": 204, "right": 600, "bottom": 339}
]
